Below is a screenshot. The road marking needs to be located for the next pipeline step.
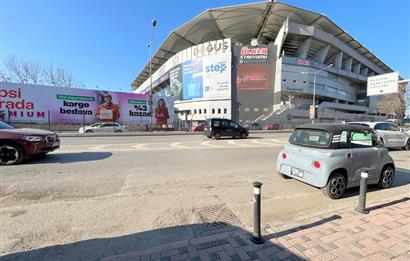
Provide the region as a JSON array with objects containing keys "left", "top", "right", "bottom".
[
  {"left": 200, "top": 141, "right": 225, "bottom": 148},
  {"left": 133, "top": 144, "right": 148, "bottom": 150}
]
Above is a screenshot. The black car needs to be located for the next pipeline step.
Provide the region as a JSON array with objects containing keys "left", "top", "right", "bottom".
[{"left": 204, "top": 118, "right": 248, "bottom": 139}]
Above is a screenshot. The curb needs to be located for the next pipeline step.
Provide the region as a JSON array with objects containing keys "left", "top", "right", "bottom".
[{"left": 57, "top": 130, "right": 294, "bottom": 138}]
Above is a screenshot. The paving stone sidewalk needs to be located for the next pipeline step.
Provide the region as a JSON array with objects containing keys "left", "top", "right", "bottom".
[{"left": 102, "top": 195, "right": 410, "bottom": 261}]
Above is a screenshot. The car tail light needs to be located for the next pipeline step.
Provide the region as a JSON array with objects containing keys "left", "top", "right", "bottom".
[
  {"left": 281, "top": 153, "right": 287, "bottom": 159},
  {"left": 313, "top": 160, "right": 321, "bottom": 168}
]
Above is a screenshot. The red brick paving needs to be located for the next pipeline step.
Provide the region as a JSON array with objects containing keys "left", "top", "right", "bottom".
[{"left": 102, "top": 195, "right": 410, "bottom": 260}]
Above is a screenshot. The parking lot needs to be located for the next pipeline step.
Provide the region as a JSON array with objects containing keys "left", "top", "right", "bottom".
[{"left": 1, "top": 133, "right": 409, "bottom": 258}]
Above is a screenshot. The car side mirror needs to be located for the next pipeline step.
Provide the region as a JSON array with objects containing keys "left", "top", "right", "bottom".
[{"left": 400, "top": 128, "right": 404, "bottom": 132}]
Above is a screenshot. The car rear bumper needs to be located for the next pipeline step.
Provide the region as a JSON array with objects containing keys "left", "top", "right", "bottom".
[{"left": 276, "top": 153, "right": 329, "bottom": 188}]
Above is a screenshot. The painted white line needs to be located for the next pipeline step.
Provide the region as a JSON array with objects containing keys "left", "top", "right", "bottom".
[{"left": 200, "top": 141, "right": 226, "bottom": 148}]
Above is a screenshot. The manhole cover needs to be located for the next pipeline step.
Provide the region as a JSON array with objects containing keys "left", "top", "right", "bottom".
[{"left": 197, "top": 204, "right": 244, "bottom": 230}]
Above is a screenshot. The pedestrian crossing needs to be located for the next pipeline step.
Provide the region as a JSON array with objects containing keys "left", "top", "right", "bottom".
[{"left": 58, "top": 137, "right": 289, "bottom": 152}]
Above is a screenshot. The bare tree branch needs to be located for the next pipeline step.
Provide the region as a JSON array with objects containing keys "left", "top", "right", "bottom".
[
  {"left": 4, "top": 55, "right": 28, "bottom": 83},
  {"left": 2, "top": 55, "right": 83, "bottom": 88}
]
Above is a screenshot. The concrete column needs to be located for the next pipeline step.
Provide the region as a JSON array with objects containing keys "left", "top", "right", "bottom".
[
  {"left": 344, "top": 58, "right": 352, "bottom": 72},
  {"left": 334, "top": 52, "right": 343, "bottom": 68},
  {"left": 312, "top": 44, "right": 331, "bottom": 63},
  {"left": 354, "top": 63, "right": 361, "bottom": 74},
  {"left": 296, "top": 38, "right": 311, "bottom": 59},
  {"left": 361, "top": 67, "right": 368, "bottom": 76}
]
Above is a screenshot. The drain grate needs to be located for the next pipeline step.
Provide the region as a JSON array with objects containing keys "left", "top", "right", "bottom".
[{"left": 197, "top": 204, "right": 244, "bottom": 230}]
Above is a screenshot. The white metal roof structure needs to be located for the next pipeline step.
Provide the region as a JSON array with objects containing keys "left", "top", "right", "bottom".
[{"left": 131, "top": 0, "right": 393, "bottom": 89}]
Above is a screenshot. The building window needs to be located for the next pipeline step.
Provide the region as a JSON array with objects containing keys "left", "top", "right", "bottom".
[
  {"left": 283, "top": 79, "right": 286, "bottom": 82},
  {"left": 293, "top": 80, "right": 296, "bottom": 83},
  {"left": 204, "top": 109, "right": 207, "bottom": 114},
  {"left": 303, "top": 81, "right": 306, "bottom": 84},
  {"left": 224, "top": 108, "right": 227, "bottom": 114},
  {"left": 212, "top": 108, "right": 215, "bottom": 114},
  {"left": 194, "top": 109, "right": 197, "bottom": 114},
  {"left": 218, "top": 108, "right": 221, "bottom": 114},
  {"left": 244, "top": 108, "right": 250, "bottom": 112},
  {"left": 263, "top": 108, "right": 269, "bottom": 112},
  {"left": 254, "top": 108, "right": 259, "bottom": 112}
]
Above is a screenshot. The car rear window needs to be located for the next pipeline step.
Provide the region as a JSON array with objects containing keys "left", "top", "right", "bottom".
[{"left": 289, "top": 129, "right": 331, "bottom": 148}]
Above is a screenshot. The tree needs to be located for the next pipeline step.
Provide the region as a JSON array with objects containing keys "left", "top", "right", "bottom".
[
  {"left": 1, "top": 55, "right": 83, "bottom": 87},
  {"left": 377, "top": 84, "right": 407, "bottom": 122}
]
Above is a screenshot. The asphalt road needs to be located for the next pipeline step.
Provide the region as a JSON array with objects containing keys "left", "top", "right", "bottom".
[{"left": 1, "top": 133, "right": 409, "bottom": 260}]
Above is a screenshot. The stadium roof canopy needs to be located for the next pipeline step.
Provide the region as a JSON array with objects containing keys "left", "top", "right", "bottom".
[{"left": 131, "top": 0, "right": 393, "bottom": 89}]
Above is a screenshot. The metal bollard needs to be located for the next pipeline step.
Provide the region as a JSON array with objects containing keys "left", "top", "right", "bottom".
[
  {"left": 250, "top": 181, "right": 265, "bottom": 244},
  {"left": 355, "top": 171, "right": 370, "bottom": 214}
]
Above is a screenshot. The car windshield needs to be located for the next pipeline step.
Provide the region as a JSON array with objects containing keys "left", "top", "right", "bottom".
[
  {"left": 289, "top": 129, "right": 331, "bottom": 148},
  {"left": 0, "top": 121, "right": 15, "bottom": 129}
]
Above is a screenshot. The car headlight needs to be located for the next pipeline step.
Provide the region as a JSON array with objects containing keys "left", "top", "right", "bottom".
[{"left": 21, "top": 135, "right": 45, "bottom": 142}]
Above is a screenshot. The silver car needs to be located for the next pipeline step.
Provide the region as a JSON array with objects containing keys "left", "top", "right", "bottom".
[
  {"left": 276, "top": 124, "right": 395, "bottom": 199},
  {"left": 79, "top": 122, "right": 127, "bottom": 133},
  {"left": 348, "top": 121, "right": 410, "bottom": 150}
]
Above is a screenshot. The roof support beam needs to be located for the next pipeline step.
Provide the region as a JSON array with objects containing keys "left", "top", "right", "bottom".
[
  {"left": 296, "top": 37, "right": 311, "bottom": 59},
  {"left": 159, "top": 48, "right": 176, "bottom": 56},
  {"left": 312, "top": 44, "right": 330, "bottom": 63},
  {"left": 172, "top": 31, "right": 196, "bottom": 46},
  {"left": 255, "top": 0, "right": 275, "bottom": 42},
  {"left": 309, "top": 14, "right": 323, "bottom": 26},
  {"left": 207, "top": 10, "right": 225, "bottom": 39}
]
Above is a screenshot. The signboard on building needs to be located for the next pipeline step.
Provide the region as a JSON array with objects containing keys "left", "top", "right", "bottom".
[
  {"left": 367, "top": 72, "right": 399, "bottom": 96},
  {"left": 0, "top": 83, "right": 174, "bottom": 125}
]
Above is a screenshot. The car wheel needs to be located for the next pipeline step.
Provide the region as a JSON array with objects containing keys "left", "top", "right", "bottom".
[
  {"left": 240, "top": 132, "right": 248, "bottom": 139},
  {"left": 378, "top": 166, "right": 395, "bottom": 189},
  {"left": 0, "top": 143, "right": 23, "bottom": 165},
  {"left": 321, "top": 173, "right": 346, "bottom": 199},
  {"left": 403, "top": 139, "right": 410, "bottom": 150},
  {"left": 279, "top": 173, "right": 291, "bottom": 179},
  {"left": 85, "top": 130, "right": 93, "bottom": 133},
  {"left": 214, "top": 132, "right": 222, "bottom": 140}
]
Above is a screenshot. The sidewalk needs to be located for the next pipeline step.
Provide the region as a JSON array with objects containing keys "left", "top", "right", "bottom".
[{"left": 102, "top": 195, "right": 410, "bottom": 261}]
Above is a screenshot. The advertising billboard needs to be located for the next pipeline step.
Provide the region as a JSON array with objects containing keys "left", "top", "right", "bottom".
[
  {"left": 367, "top": 72, "right": 399, "bottom": 96},
  {"left": 0, "top": 83, "right": 174, "bottom": 125},
  {"left": 182, "top": 58, "right": 203, "bottom": 100},
  {"left": 234, "top": 44, "right": 274, "bottom": 121},
  {"left": 203, "top": 52, "right": 231, "bottom": 98}
]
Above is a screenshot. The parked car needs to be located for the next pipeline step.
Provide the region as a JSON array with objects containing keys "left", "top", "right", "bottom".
[
  {"left": 79, "top": 122, "right": 127, "bottom": 133},
  {"left": 276, "top": 123, "right": 395, "bottom": 199},
  {"left": 244, "top": 123, "right": 262, "bottom": 130},
  {"left": 348, "top": 121, "right": 410, "bottom": 150},
  {"left": 204, "top": 118, "right": 248, "bottom": 139},
  {"left": 190, "top": 123, "right": 204, "bottom": 132},
  {"left": 264, "top": 123, "right": 281, "bottom": 130},
  {"left": 0, "top": 121, "right": 60, "bottom": 165}
]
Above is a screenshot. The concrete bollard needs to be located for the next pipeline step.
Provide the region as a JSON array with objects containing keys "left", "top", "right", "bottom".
[
  {"left": 355, "top": 171, "right": 370, "bottom": 214},
  {"left": 250, "top": 181, "right": 265, "bottom": 244}
]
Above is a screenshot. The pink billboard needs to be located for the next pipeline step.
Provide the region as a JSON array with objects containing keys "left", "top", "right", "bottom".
[{"left": 0, "top": 83, "right": 174, "bottom": 125}]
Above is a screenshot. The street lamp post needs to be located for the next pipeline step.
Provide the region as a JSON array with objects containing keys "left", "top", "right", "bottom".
[
  {"left": 148, "top": 19, "right": 157, "bottom": 131},
  {"left": 301, "top": 64, "right": 333, "bottom": 123}
]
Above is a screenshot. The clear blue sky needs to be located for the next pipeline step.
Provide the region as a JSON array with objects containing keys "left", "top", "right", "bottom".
[{"left": 1, "top": 0, "right": 409, "bottom": 93}]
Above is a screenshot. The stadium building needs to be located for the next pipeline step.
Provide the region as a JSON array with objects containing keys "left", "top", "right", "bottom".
[{"left": 131, "top": 1, "right": 394, "bottom": 127}]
